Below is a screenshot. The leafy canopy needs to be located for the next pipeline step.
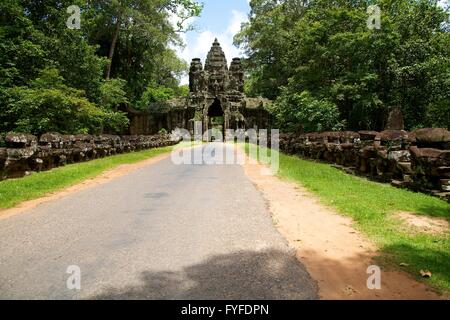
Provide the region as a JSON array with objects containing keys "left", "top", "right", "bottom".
[
  {"left": 0, "top": 0, "right": 203, "bottom": 135},
  {"left": 236, "top": 0, "right": 450, "bottom": 132}
]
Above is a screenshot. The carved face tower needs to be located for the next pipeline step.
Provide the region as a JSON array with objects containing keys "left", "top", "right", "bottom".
[{"left": 188, "top": 39, "right": 245, "bottom": 139}]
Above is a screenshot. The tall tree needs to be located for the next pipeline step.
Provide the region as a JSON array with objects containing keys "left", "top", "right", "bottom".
[
  {"left": 236, "top": 0, "right": 449, "bottom": 131},
  {"left": 87, "top": 0, "right": 202, "bottom": 84},
  {"left": 0, "top": 0, "right": 203, "bottom": 134}
]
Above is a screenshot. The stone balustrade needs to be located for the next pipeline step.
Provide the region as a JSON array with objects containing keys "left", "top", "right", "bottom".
[
  {"left": 279, "top": 128, "right": 450, "bottom": 201},
  {"left": 0, "top": 133, "right": 179, "bottom": 181}
]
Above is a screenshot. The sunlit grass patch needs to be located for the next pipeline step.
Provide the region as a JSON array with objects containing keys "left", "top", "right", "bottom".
[{"left": 0, "top": 146, "right": 175, "bottom": 209}]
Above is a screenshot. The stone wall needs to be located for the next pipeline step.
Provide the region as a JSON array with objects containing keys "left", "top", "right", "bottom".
[
  {"left": 279, "top": 128, "right": 450, "bottom": 201},
  {"left": 0, "top": 133, "right": 178, "bottom": 181},
  {"left": 127, "top": 105, "right": 270, "bottom": 136}
]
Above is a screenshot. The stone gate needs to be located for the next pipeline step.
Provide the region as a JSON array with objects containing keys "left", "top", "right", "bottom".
[
  {"left": 127, "top": 39, "right": 270, "bottom": 137},
  {"left": 189, "top": 38, "right": 246, "bottom": 139}
]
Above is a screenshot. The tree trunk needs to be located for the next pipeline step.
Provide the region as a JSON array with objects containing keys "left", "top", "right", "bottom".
[{"left": 105, "top": 13, "right": 122, "bottom": 80}]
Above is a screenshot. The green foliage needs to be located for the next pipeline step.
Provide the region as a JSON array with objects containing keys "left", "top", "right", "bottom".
[
  {"left": 12, "top": 0, "right": 108, "bottom": 100},
  {"left": 0, "top": 0, "right": 203, "bottom": 135},
  {"left": 0, "top": 0, "right": 47, "bottom": 87},
  {"left": 99, "top": 78, "right": 129, "bottom": 110},
  {"left": 244, "top": 143, "right": 450, "bottom": 293},
  {"left": 236, "top": 0, "right": 450, "bottom": 131},
  {"left": 99, "top": 110, "right": 130, "bottom": 134},
  {"left": 175, "top": 85, "right": 190, "bottom": 97},
  {"left": 269, "top": 90, "right": 344, "bottom": 132},
  {"left": 168, "top": 0, "right": 204, "bottom": 32},
  {"left": 3, "top": 69, "right": 128, "bottom": 135},
  {"left": 145, "top": 87, "right": 175, "bottom": 103},
  {"left": 425, "top": 99, "right": 450, "bottom": 130},
  {"left": 86, "top": 0, "right": 200, "bottom": 100},
  {"left": 136, "top": 86, "right": 175, "bottom": 111}
]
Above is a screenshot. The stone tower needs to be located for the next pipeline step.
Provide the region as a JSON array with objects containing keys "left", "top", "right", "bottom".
[
  {"left": 126, "top": 39, "right": 270, "bottom": 136},
  {"left": 188, "top": 39, "right": 246, "bottom": 139}
]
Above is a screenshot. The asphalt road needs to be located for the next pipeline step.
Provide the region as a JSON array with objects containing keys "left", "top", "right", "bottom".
[{"left": 0, "top": 144, "right": 317, "bottom": 300}]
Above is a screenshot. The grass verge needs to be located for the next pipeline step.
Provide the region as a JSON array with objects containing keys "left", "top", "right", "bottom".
[
  {"left": 0, "top": 145, "right": 178, "bottom": 209},
  {"left": 243, "top": 144, "right": 450, "bottom": 293}
]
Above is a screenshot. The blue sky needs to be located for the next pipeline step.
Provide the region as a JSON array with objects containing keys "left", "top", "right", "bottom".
[{"left": 173, "top": 0, "right": 251, "bottom": 84}]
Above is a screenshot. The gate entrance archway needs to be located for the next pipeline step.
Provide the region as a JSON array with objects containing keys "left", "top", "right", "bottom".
[{"left": 207, "top": 98, "right": 224, "bottom": 141}]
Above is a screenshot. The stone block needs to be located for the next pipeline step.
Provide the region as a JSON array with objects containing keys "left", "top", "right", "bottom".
[{"left": 5, "top": 133, "right": 37, "bottom": 148}]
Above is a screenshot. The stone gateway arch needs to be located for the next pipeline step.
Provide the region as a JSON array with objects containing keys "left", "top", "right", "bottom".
[
  {"left": 127, "top": 39, "right": 270, "bottom": 137},
  {"left": 189, "top": 38, "right": 247, "bottom": 139},
  {"left": 188, "top": 39, "right": 270, "bottom": 140}
]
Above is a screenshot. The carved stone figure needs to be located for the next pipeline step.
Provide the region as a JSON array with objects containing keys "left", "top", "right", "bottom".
[{"left": 188, "top": 39, "right": 251, "bottom": 137}]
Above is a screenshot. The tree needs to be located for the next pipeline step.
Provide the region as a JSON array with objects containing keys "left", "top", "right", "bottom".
[
  {"left": 268, "top": 89, "right": 344, "bottom": 133},
  {"left": 136, "top": 85, "right": 175, "bottom": 111},
  {"left": 86, "top": 0, "right": 202, "bottom": 87},
  {"left": 0, "top": 0, "right": 203, "bottom": 135},
  {"left": 175, "top": 84, "right": 189, "bottom": 97},
  {"left": 236, "top": 0, "right": 450, "bottom": 132},
  {"left": 234, "top": 0, "right": 309, "bottom": 100},
  {"left": 0, "top": 0, "right": 47, "bottom": 88},
  {"left": 4, "top": 69, "right": 129, "bottom": 135},
  {"left": 99, "top": 78, "right": 129, "bottom": 110}
]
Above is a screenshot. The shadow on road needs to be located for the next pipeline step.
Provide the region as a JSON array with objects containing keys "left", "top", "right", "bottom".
[{"left": 91, "top": 249, "right": 318, "bottom": 300}]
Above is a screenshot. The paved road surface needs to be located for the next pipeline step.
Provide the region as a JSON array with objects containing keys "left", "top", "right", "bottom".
[{"left": 0, "top": 144, "right": 317, "bottom": 299}]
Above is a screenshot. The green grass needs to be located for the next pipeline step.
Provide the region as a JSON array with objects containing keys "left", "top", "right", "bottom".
[
  {"left": 243, "top": 144, "right": 450, "bottom": 293},
  {"left": 0, "top": 145, "right": 177, "bottom": 209}
]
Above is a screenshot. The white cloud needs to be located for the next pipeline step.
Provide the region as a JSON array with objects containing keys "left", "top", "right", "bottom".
[{"left": 227, "top": 10, "right": 248, "bottom": 35}]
